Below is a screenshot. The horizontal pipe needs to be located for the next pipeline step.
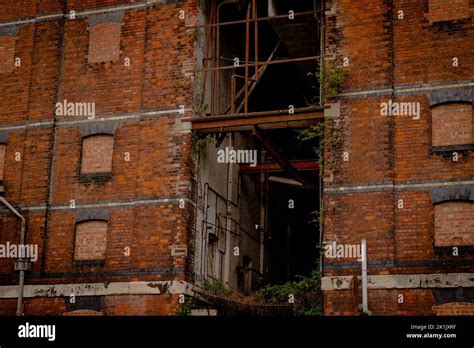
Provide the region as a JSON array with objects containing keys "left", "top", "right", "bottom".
[
  {"left": 194, "top": 54, "right": 331, "bottom": 73},
  {"left": 189, "top": 10, "right": 321, "bottom": 29},
  {"left": 268, "top": 176, "right": 304, "bottom": 187}
]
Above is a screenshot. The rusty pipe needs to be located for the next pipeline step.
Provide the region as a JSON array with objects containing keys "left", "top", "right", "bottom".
[
  {"left": 253, "top": 0, "right": 258, "bottom": 80},
  {"left": 0, "top": 196, "right": 27, "bottom": 316},
  {"left": 244, "top": 3, "right": 251, "bottom": 114}
]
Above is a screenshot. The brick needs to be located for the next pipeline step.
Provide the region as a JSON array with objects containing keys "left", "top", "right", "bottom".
[
  {"left": 432, "top": 302, "right": 474, "bottom": 316},
  {"left": 0, "top": 36, "right": 15, "bottom": 74},
  {"left": 74, "top": 220, "right": 108, "bottom": 261},
  {"left": 80, "top": 135, "right": 114, "bottom": 173},
  {"left": 432, "top": 103, "right": 473, "bottom": 147},
  {"left": 88, "top": 22, "right": 122, "bottom": 64},
  {"left": 427, "top": 0, "right": 471, "bottom": 24},
  {"left": 434, "top": 202, "right": 474, "bottom": 247}
]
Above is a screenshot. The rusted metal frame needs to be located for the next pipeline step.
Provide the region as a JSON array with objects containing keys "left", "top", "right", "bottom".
[
  {"left": 235, "top": 41, "right": 280, "bottom": 114},
  {"left": 195, "top": 54, "right": 325, "bottom": 73},
  {"left": 252, "top": 126, "right": 315, "bottom": 189},
  {"left": 253, "top": 0, "right": 258, "bottom": 80},
  {"left": 191, "top": 105, "right": 323, "bottom": 121},
  {"left": 230, "top": 74, "right": 256, "bottom": 113},
  {"left": 244, "top": 3, "right": 251, "bottom": 114},
  {"left": 209, "top": 1, "right": 217, "bottom": 115},
  {"left": 189, "top": 10, "right": 321, "bottom": 29},
  {"left": 190, "top": 110, "right": 322, "bottom": 133},
  {"left": 225, "top": 41, "right": 280, "bottom": 115}
]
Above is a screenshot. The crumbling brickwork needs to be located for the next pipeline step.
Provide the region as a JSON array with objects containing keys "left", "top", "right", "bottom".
[{"left": 0, "top": 0, "right": 196, "bottom": 315}]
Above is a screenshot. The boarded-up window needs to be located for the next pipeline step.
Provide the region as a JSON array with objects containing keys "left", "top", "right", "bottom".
[
  {"left": 81, "top": 135, "right": 114, "bottom": 174},
  {"left": 0, "top": 144, "right": 5, "bottom": 181},
  {"left": 0, "top": 36, "right": 15, "bottom": 74},
  {"left": 432, "top": 103, "right": 473, "bottom": 147},
  {"left": 433, "top": 302, "right": 474, "bottom": 316},
  {"left": 74, "top": 220, "right": 108, "bottom": 261},
  {"left": 428, "top": 0, "right": 472, "bottom": 24},
  {"left": 88, "top": 22, "right": 121, "bottom": 64},
  {"left": 434, "top": 202, "right": 474, "bottom": 247}
]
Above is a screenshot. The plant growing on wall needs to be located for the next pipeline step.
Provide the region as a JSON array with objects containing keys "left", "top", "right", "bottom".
[
  {"left": 255, "top": 270, "right": 322, "bottom": 316},
  {"left": 192, "top": 133, "right": 212, "bottom": 166},
  {"left": 175, "top": 296, "right": 195, "bottom": 316},
  {"left": 318, "top": 59, "right": 347, "bottom": 104}
]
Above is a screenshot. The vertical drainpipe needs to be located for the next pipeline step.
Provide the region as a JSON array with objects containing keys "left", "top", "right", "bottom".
[
  {"left": 0, "top": 196, "right": 29, "bottom": 316},
  {"left": 319, "top": 0, "right": 325, "bottom": 275},
  {"left": 224, "top": 137, "right": 233, "bottom": 285}
]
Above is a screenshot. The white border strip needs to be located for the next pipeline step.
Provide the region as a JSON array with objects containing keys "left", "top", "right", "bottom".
[
  {"left": 0, "top": 280, "right": 194, "bottom": 299},
  {"left": 0, "top": 1, "right": 162, "bottom": 28},
  {"left": 321, "top": 273, "right": 474, "bottom": 291},
  {"left": 339, "top": 82, "right": 474, "bottom": 98},
  {"left": 325, "top": 180, "right": 474, "bottom": 193}
]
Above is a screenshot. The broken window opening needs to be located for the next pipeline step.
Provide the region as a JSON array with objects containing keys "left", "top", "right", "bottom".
[{"left": 191, "top": 0, "right": 325, "bottom": 314}]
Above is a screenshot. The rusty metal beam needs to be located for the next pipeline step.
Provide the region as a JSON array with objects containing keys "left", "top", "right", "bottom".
[
  {"left": 252, "top": 125, "right": 315, "bottom": 189},
  {"left": 189, "top": 10, "right": 321, "bottom": 29},
  {"left": 188, "top": 106, "right": 324, "bottom": 133},
  {"left": 240, "top": 160, "right": 319, "bottom": 173},
  {"left": 194, "top": 54, "right": 324, "bottom": 73}
]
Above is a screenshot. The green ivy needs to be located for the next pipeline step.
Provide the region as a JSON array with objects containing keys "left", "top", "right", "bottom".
[
  {"left": 202, "top": 279, "right": 234, "bottom": 297},
  {"left": 192, "top": 133, "right": 212, "bottom": 165},
  {"left": 318, "top": 60, "right": 347, "bottom": 104},
  {"left": 256, "top": 270, "right": 322, "bottom": 316},
  {"left": 175, "top": 297, "right": 194, "bottom": 316}
]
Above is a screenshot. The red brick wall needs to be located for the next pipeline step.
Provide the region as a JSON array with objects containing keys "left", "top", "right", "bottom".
[
  {"left": 427, "top": 0, "right": 471, "bottom": 24},
  {"left": 323, "top": 0, "right": 474, "bottom": 316},
  {"left": 434, "top": 202, "right": 474, "bottom": 247},
  {"left": 0, "top": 36, "right": 15, "bottom": 74},
  {"left": 74, "top": 220, "right": 108, "bottom": 260},
  {"left": 432, "top": 103, "right": 473, "bottom": 147},
  {"left": 433, "top": 302, "right": 474, "bottom": 316},
  {"left": 0, "top": 0, "right": 196, "bottom": 315},
  {"left": 323, "top": 288, "right": 437, "bottom": 316},
  {"left": 80, "top": 135, "right": 114, "bottom": 173},
  {"left": 88, "top": 22, "right": 122, "bottom": 64},
  {"left": 0, "top": 294, "right": 181, "bottom": 316}
]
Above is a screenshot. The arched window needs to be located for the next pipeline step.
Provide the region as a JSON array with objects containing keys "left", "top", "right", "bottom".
[
  {"left": 432, "top": 103, "right": 473, "bottom": 148},
  {"left": 80, "top": 134, "right": 114, "bottom": 174},
  {"left": 434, "top": 201, "right": 474, "bottom": 247},
  {"left": 74, "top": 220, "right": 108, "bottom": 261},
  {"left": 88, "top": 22, "right": 122, "bottom": 64}
]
